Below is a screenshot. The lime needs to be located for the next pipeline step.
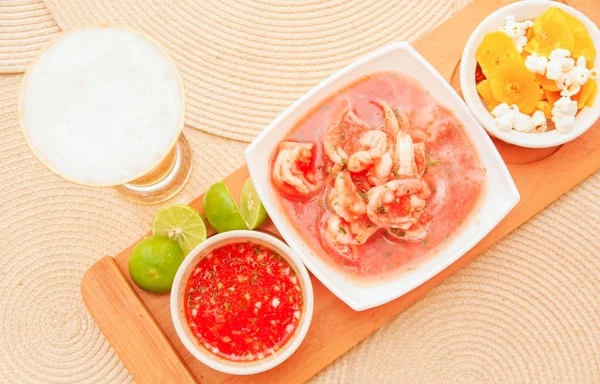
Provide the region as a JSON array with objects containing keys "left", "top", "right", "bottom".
[
  {"left": 202, "top": 181, "right": 248, "bottom": 233},
  {"left": 152, "top": 204, "right": 207, "bottom": 255},
  {"left": 129, "top": 236, "right": 184, "bottom": 293},
  {"left": 240, "top": 178, "right": 268, "bottom": 229}
]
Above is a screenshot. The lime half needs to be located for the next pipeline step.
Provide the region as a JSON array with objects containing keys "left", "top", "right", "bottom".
[
  {"left": 202, "top": 182, "right": 248, "bottom": 233},
  {"left": 240, "top": 178, "right": 268, "bottom": 229},
  {"left": 129, "top": 236, "right": 184, "bottom": 293},
  {"left": 152, "top": 204, "right": 207, "bottom": 255}
]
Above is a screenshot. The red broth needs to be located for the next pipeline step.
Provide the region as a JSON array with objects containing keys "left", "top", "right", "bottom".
[
  {"left": 184, "top": 242, "right": 303, "bottom": 361},
  {"left": 270, "top": 72, "right": 486, "bottom": 280}
]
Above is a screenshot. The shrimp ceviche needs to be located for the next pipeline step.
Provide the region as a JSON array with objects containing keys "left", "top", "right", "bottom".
[{"left": 270, "top": 73, "right": 486, "bottom": 279}]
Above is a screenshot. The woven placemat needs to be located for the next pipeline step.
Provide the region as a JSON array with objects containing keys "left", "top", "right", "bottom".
[
  {"left": 1, "top": 0, "right": 599, "bottom": 383},
  {"left": 0, "top": 0, "right": 60, "bottom": 73},
  {"left": 42, "top": 0, "right": 472, "bottom": 142}
]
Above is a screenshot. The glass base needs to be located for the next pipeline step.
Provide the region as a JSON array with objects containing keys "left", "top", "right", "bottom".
[{"left": 115, "top": 134, "right": 192, "bottom": 204}]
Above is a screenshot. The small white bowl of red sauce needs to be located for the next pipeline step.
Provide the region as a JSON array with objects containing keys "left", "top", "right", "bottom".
[{"left": 170, "top": 230, "right": 313, "bottom": 375}]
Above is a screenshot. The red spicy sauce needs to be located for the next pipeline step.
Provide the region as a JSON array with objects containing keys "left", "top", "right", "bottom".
[{"left": 184, "top": 242, "right": 303, "bottom": 362}]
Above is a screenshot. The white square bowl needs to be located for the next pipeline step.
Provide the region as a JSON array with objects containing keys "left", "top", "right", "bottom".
[{"left": 245, "top": 42, "right": 520, "bottom": 311}]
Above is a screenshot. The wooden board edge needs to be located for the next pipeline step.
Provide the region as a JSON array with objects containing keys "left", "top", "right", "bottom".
[{"left": 81, "top": 256, "right": 198, "bottom": 384}]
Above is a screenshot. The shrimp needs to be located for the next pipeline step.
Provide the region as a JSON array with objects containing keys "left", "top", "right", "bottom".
[
  {"left": 322, "top": 214, "right": 355, "bottom": 261},
  {"left": 385, "top": 223, "right": 429, "bottom": 243},
  {"left": 272, "top": 141, "right": 320, "bottom": 196},
  {"left": 370, "top": 99, "right": 400, "bottom": 137},
  {"left": 418, "top": 178, "right": 431, "bottom": 200},
  {"left": 394, "top": 131, "right": 417, "bottom": 178},
  {"left": 323, "top": 122, "right": 349, "bottom": 166},
  {"left": 414, "top": 142, "right": 426, "bottom": 176},
  {"left": 327, "top": 171, "right": 367, "bottom": 222},
  {"left": 346, "top": 108, "right": 372, "bottom": 128},
  {"left": 385, "top": 211, "right": 432, "bottom": 243},
  {"left": 323, "top": 105, "right": 371, "bottom": 169},
  {"left": 322, "top": 214, "right": 378, "bottom": 261},
  {"left": 366, "top": 178, "right": 427, "bottom": 229},
  {"left": 324, "top": 214, "right": 354, "bottom": 244},
  {"left": 347, "top": 130, "right": 389, "bottom": 172},
  {"left": 349, "top": 218, "right": 379, "bottom": 244},
  {"left": 368, "top": 152, "right": 393, "bottom": 186}
]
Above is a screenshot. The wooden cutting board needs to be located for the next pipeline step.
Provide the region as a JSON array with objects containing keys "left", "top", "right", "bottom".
[{"left": 80, "top": 0, "right": 600, "bottom": 383}]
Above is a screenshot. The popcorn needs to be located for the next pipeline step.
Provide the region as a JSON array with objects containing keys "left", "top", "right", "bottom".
[
  {"left": 524, "top": 53, "right": 548, "bottom": 75},
  {"left": 499, "top": 15, "right": 533, "bottom": 53},
  {"left": 557, "top": 55, "right": 597, "bottom": 97},
  {"left": 568, "top": 65, "right": 591, "bottom": 86},
  {"left": 525, "top": 49, "right": 597, "bottom": 98},
  {"left": 525, "top": 49, "right": 574, "bottom": 80},
  {"left": 553, "top": 114, "right": 576, "bottom": 133},
  {"left": 557, "top": 77, "right": 581, "bottom": 97},
  {"left": 491, "top": 103, "right": 517, "bottom": 132},
  {"left": 531, "top": 110, "right": 548, "bottom": 133},
  {"left": 549, "top": 49, "right": 575, "bottom": 71},
  {"left": 545, "top": 60, "right": 564, "bottom": 80},
  {"left": 540, "top": 49, "right": 575, "bottom": 80},
  {"left": 553, "top": 95, "right": 578, "bottom": 116},
  {"left": 552, "top": 96, "right": 578, "bottom": 133},
  {"left": 523, "top": 50, "right": 593, "bottom": 133},
  {"left": 564, "top": 57, "right": 596, "bottom": 85},
  {"left": 513, "top": 110, "right": 534, "bottom": 132},
  {"left": 491, "top": 103, "right": 547, "bottom": 133}
]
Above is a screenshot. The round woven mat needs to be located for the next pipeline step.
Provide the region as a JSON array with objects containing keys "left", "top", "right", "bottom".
[
  {"left": 1, "top": 0, "right": 599, "bottom": 383},
  {"left": 0, "top": 0, "right": 60, "bottom": 73},
  {"left": 42, "top": 0, "right": 471, "bottom": 142}
]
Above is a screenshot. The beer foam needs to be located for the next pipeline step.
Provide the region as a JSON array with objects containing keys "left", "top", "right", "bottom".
[{"left": 20, "top": 27, "right": 183, "bottom": 186}]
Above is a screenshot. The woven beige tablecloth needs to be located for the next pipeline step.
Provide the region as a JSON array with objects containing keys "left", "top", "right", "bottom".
[{"left": 1, "top": 1, "right": 599, "bottom": 383}]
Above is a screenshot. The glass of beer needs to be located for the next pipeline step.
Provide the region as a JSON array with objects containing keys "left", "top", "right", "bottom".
[{"left": 19, "top": 26, "right": 192, "bottom": 204}]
